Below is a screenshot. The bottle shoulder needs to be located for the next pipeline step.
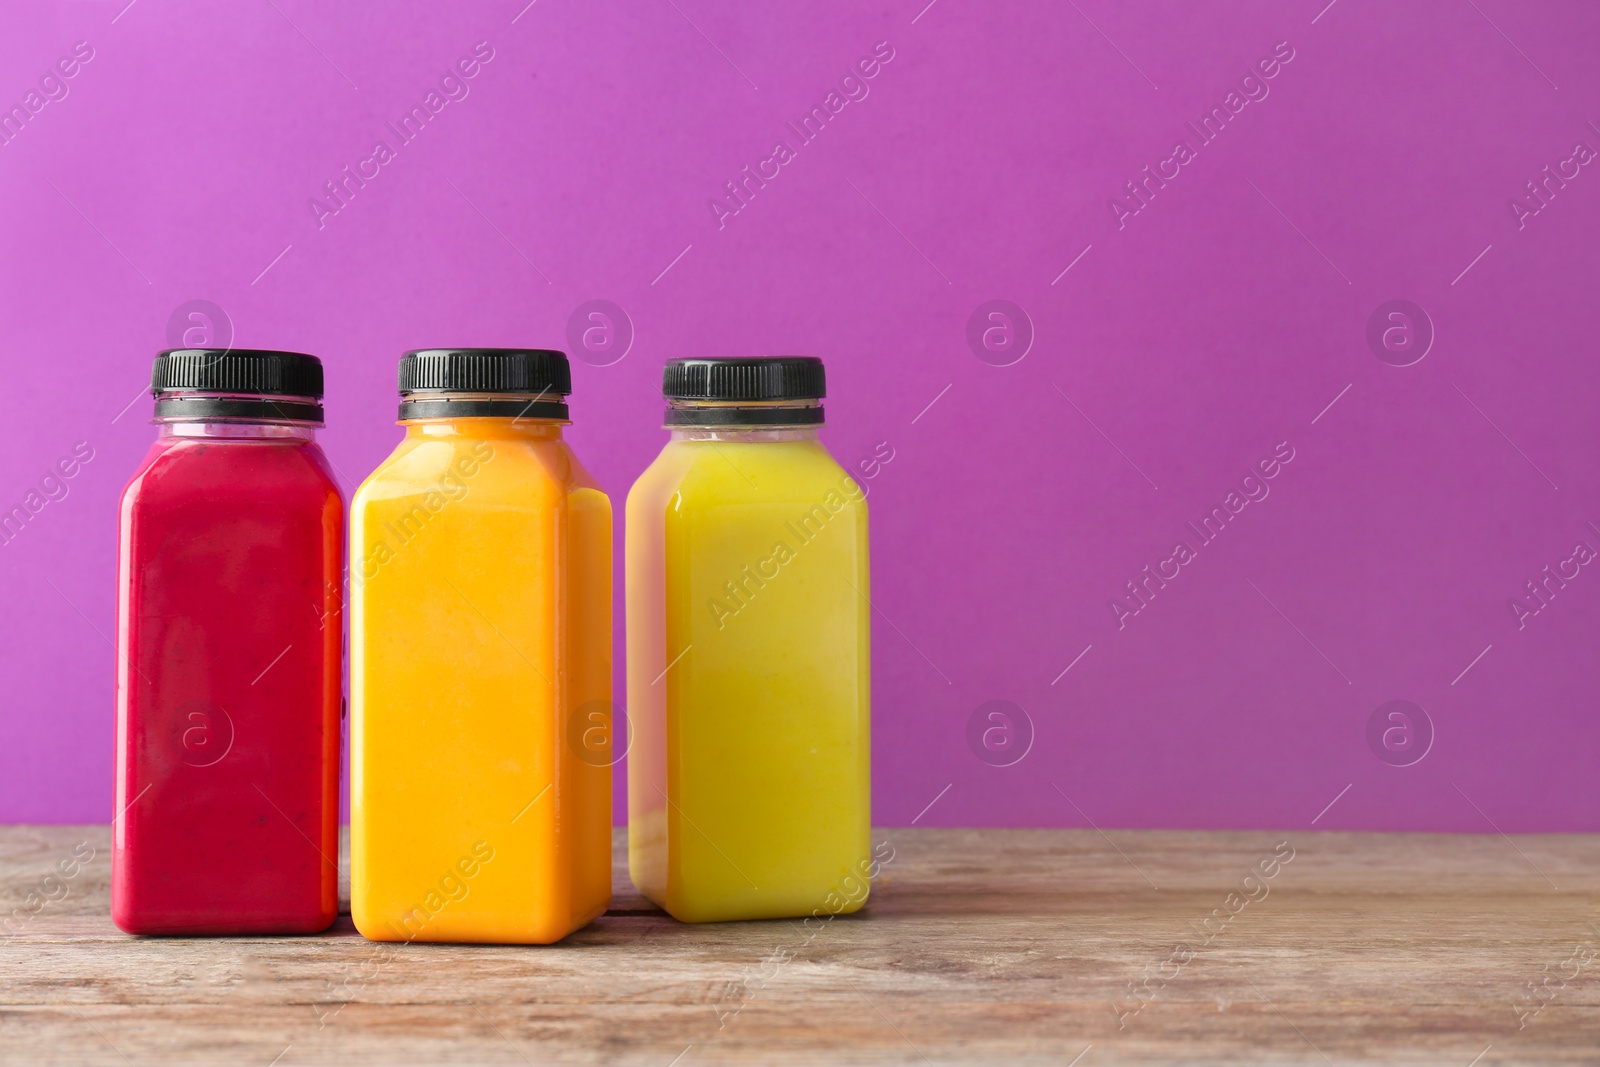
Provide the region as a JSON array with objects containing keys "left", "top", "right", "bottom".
[
  {"left": 355, "top": 433, "right": 607, "bottom": 509},
  {"left": 123, "top": 437, "right": 339, "bottom": 510},
  {"left": 631, "top": 439, "right": 863, "bottom": 511}
]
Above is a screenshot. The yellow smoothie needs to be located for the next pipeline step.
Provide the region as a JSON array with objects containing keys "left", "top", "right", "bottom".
[
  {"left": 627, "top": 364, "right": 871, "bottom": 923},
  {"left": 351, "top": 353, "right": 611, "bottom": 944}
]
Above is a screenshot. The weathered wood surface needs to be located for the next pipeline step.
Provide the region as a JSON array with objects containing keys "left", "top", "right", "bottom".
[{"left": 2, "top": 825, "right": 1598, "bottom": 1065}]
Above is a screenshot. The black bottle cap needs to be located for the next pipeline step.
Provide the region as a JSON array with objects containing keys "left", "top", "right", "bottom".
[
  {"left": 150, "top": 348, "right": 325, "bottom": 424},
  {"left": 662, "top": 357, "right": 825, "bottom": 426},
  {"left": 397, "top": 348, "right": 571, "bottom": 421}
]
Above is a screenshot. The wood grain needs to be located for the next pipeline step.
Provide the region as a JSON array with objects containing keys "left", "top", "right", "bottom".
[{"left": 2, "top": 825, "right": 1598, "bottom": 1065}]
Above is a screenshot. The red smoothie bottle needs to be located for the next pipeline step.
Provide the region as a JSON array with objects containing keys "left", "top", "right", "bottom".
[{"left": 113, "top": 349, "right": 343, "bottom": 935}]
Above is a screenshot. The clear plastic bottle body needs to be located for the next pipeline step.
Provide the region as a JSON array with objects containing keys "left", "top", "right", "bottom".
[
  {"left": 113, "top": 418, "right": 343, "bottom": 934},
  {"left": 627, "top": 406, "right": 872, "bottom": 922},
  {"left": 349, "top": 411, "right": 612, "bottom": 943}
]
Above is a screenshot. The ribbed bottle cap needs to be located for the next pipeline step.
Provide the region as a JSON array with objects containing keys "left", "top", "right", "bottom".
[
  {"left": 150, "top": 349, "right": 325, "bottom": 424},
  {"left": 397, "top": 348, "right": 571, "bottom": 421},
  {"left": 399, "top": 349, "right": 571, "bottom": 394},
  {"left": 661, "top": 357, "right": 825, "bottom": 427},
  {"left": 662, "top": 357, "right": 825, "bottom": 402},
  {"left": 153, "top": 349, "right": 323, "bottom": 397}
]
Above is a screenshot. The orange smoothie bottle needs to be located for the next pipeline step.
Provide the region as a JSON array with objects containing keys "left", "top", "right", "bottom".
[{"left": 350, "top": 349, "right": 612, "bottom": 943}]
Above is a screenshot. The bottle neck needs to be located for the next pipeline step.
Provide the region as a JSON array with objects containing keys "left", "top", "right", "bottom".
[
  {"left": 670, "top": 426, "right": 819, "bottom": 443},
  {"left": 663, "top": 397, "right": 823, "bottom": 434},
  {"left": 402, "top": 417, "right": 566, "bottom": 441},
  {"left": 160, "top": 421, "right": 318, "bottom": 441},
  {"left": 398, "top": 390, "right": 568, "bottom": 424},
  {"left": 153, "top": 390, "right": 324, "bottom": 426}
]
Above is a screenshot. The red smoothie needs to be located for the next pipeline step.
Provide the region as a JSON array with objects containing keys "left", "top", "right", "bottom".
[{"left": 113, "top": 349, "right": 342, "bottom": 935}]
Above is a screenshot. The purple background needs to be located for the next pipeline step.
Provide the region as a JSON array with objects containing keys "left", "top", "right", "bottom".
[{"left": 2, "top": 0, "right": 1596, "bottom": 832}]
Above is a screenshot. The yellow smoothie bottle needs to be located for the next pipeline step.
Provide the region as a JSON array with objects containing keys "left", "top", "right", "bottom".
[
  {"left": 627, "top": 357, "right": 871, "bottom": 923},
  {"left": 351, "top": 348, "right": 612, "bottom": 943}
]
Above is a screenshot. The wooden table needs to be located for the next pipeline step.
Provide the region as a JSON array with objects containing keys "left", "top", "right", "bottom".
[{"left": 3, "top": 826, "right": 1598, "bottom": 1065}]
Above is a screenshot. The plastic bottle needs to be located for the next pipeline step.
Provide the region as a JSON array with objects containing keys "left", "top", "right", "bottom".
[
  {"left": 350, "top": 348, "right": 612, "bottom": 943},
  {"left": 113, "top": 348, "right": 342, "bottom": 935},
  {"left": 627, "top": 357, "right": 872, "bottom": 922}
]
